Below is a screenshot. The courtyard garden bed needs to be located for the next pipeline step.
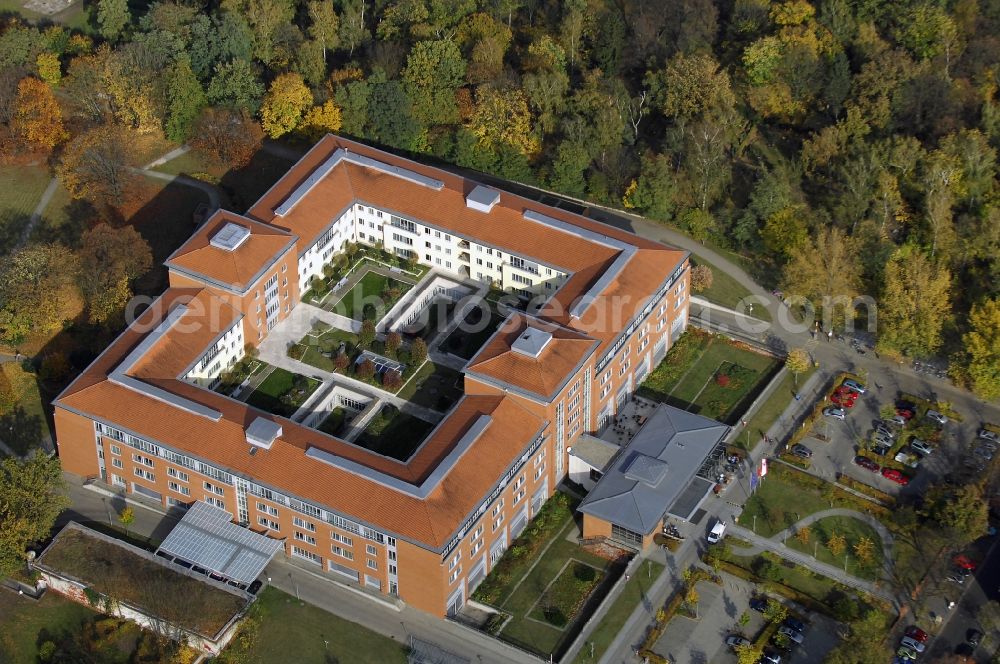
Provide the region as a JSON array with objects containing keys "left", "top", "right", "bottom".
[
  {"left": 527, "top": 561, "right": 605, "bottom": 627},
  {"left": 396, "top": 361, "right": 464, "bottom": 411},
  {"left": 355, "top": 405, "right": 435, "bottom": 460},
  {"left": 327, "top": 269, "right": 413, "bottom": 322},
  {"left": 318, "top": 407, "right": 349, "bottom": 437},
  {"left": 303, "top": 243, "right": 428, "bottom": 307},
  {"left": 245, "top": 367, "right": 320, "bottom": 418},
  {"left": 638, "top": 329, "right": 780, "bottom": 424},
  {"left": 441, "top": 304, "right": 505, "bottom": 360}
]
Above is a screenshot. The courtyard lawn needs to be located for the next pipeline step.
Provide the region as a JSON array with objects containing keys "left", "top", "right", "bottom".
[
  {"left": 690, "top": 254, "right": 771, "bottom": 323},
  {"left": 572, "top": 560, "right": 666, "bottom": 664},
  {"left": 441, "top": 304, "right": 505, "bottom": 360},
  {"left": 496, "top": 529, "right": 619, "bottom": 658},
  {"left": 318, "top": 407, "right": 348, "bottom": 437},
  {"left": 246, "top": 367, "right": 320, "bottom": 418},
  {"left": 328, "top": 270, "right": 413, "bottom": 322},
  {"left": 220, "top": 587, "right": 406, "bottom": 664},
  {"left": 785, "top": 516, "right": 884, "bottom": 580},
  {"left": 396, "top": 361, "right": 464, "bottom": 411},
  {"left": 355, "top": 406, "right": 435, "bottom": 460},
  {"left": 638, "top": 330, "right": 779, "bottom": 424}
]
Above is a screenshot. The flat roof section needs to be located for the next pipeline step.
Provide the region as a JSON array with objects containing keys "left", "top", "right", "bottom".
[
  {"left": 578, "top": 404, "right": 729, "bottom": 535},
  {"left": 157, "top": 501, "right": 284, "bottom": 585}
]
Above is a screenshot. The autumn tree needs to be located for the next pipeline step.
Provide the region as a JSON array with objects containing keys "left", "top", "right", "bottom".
[
  {"left": 0, "top": 244, "right": 79, "bottom": 344},
  {"left": 795, "top": 525, "right": 810, "bottom": 546},
  {"left": 827, "top": 532, "right": 847, "bottom": 557},
  {"left": 57, "top": 125, "right": 140, "bottom": 214},
  {"left": 11, "top": 77, "right": 66, "bottom": 150},
  {"left": 358, "top": 319, "right": 375, "bottom": 348},
  {"left": 297, "top": 100, "right": 342, "bottom": 142},
  {"left": 468, "top": 87, "right": 539, "bottom": 156},
  {"left": 876, "top": 245, "right": 952, "bottom": 359},
  {"left": 853, "top": 536, "right": 876, "bottom": 565},
  {"left": 410, "top": 337, "right": 427, "bottom": 364},
  {"left": 385, "top": 331, "right": 402, "bottom": 357},
  {"left": 164, "top": 56, "right": 206, "bottom": 142},
  {"left": 786, "top": 349, "right": 810, "bottom": 385},
  {"left": 690, "top": 264, "right": 713, "bottom": 292},
  {"left": 78, "top": 224, "right": 153, "bottom": 325},
  {"left": 260, "top": 72, "right": 312, "bottom": 138},
  {"left": 189, "top": 107, "right": 263, "bottom": 169},
  {"left": 824, "top": 610, "right": 888, "bottom": 664},
  {"left": 35, "top": 52, "right": 60, "bottom": 86},
  {"left": 0, "top": 453, "right": 69, "bottom": 578},
  {"left": 781, "top": 228, "right": 861, "bottom": 329},
  {"left": 307, "top": 0, "right": 339, "bottom": 62},
  {"left": 952, "top": 298, "right": 1000, "bottom": 400},
  {"left": 735, "top": 644, "right": 763, "bottom": 664},
  {"left": 926, "top": 483, "right": 989, "bottom": 547},
  {"left": 647, "top": 52, "right": 736, "bottom": 123}
]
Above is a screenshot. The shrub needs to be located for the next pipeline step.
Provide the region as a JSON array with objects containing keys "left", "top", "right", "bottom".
[
  {"left": 411, "top": 338, "right": 428, "bottom": 364},
  {"left": 716, "top": 373, "right": 730, "bottom": 387},
  {"left": 382, "top": 369, "right": 402, "bottom": 390},
  {"left": 311, "top": 275, "right": 328, "bottom": 296},
  {"left": 356, "top": 359, "right": 375, "bottom": 380},
  {"left": 385, "top": 331, "right": 402, "bottom": 357},
  {"left": 333, "top": 353, "right": 349, "bottom": 371}
]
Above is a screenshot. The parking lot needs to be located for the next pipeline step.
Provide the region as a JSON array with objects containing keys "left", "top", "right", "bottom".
[
  {"left": 789, "top": 376, "right": 991, "bottom": 499},
  {"left": 651, "top": 571, "right": 841, "bottom": 664}
]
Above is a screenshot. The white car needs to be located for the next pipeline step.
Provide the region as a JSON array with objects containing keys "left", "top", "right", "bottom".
[
  {"left": 900, "top": 636, "right": 925, "bottom": 653},
  {"left": 926, "top": 410, "right": 948, "bottom": 425},
  {"left": 979, "top": 429, "right": 1000, "bottom": 443},
  {"left": 707, "top": 519, "right": 727, "bottom": 544},
  {"left": 777, "top": 625, "right": 804, "bottom": 644}
]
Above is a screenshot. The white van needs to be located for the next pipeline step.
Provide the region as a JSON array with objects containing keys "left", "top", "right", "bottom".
[{"left": 707, "top": 519, "right": 727, "bottom": 544}]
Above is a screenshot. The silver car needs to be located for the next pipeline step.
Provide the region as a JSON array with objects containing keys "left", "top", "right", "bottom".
[
  {"left": 824, "top": 407, "right": 846, "bottom": 420},
  {"left": 900, "top": 636, "right": 925, "bottom": 653},
  {"left": 979, "top": 429, "right": 1000, "bottom": 443},
  {"left": 777, "top": 625, "right": 804, "bottom": 644},
  {"left": 910, "top": 439, "right": 934, "bottom": 456},
  {"left": 926, "top": 410, "right": 948, "bottom": 425}
]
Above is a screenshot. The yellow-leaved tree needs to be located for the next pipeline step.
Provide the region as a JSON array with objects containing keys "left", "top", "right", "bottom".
[{"left": 260, "top": 72, "right": 313, "bottom": 138}]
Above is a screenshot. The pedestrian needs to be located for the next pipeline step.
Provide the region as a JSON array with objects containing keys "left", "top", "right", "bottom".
[
  {"left": 794, "top": 393, "right": 801, "bottom": 401},
  {"left": 625, "top": 573, "right": 630, "bottom": 582},
  {"left": 827, "top": 330, "right": 833, "bottom": 342}
]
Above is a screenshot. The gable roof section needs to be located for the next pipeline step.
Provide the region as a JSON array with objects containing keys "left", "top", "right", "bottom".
[
  {"left": 165, "top": 210, "right": 296, "bottom": 293},
  {"left": 464, "top": 312, "right": 598, "bottom": 401},
  {"left": 577, "top": 404, "right": 729, "bottom": 535}
]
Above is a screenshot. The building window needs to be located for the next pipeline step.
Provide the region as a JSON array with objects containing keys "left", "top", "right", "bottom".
[
  {"left": 295, "top": 531, "right": 317, "bottom": 545},
  {"left": 257, "top": 501, "right": 279, "bottom": 517},
  {"left": 367, "top": 559, "right": 378, "bottom": 570},
  {"left": 205, "top": 496, "right": 225, "bottom": 509},
  {"left": 168, "top": 481, "right": 190, "bottom": 496},
  {"left": 167, "top": 467, "right": 188, "bottom": 482},
  {"left": 111, "top": 458, "right": 123, "bottom": 469},
  {"left": 258, "top": 516, "right": 280, "bottom": 531},
  {"left": 493, "top": 513, "right": 504, "bottom": 532},
  {"left": 589, "top": 469, "right": 603, "bottom": 482},
  {"left": 331, "top": 532, "right": 353, "bottom": 547},
  {"left": 203, "top": 481, "right": 224, "bottom": 495},
  {"left": 133, "top": 468, "right": 155, "bottom": 482},
  {"left": 366, "top": 544, "right": 377, "bottom": 555},
  {"left": 293, "top": 517, "right": 315, "bottom": 532},
  {"left": 112, "top": 474, "right": 125, "bottom": 487},
  {"left": 331, "top": 545, "right": 354, "bottom": 560},
  {"left": 492, "top": 499, "right": 504, "bottom": 516},
  {"left": 110, "top": 445, "right": 121, "bottom": 456},
  {"left": 449, "top": 551, "right": 461, "bottom": 570},
  {"left": 132, "top": 453, "right": 154, "bottom": 467},
  {"left": 449, "top": 566, "right": 462, "bottom": 583},
  {"left": 292, "top": 546, "right": 321, "bottom": 565},
  {"left": 611, "top": 524, "right": 643, "bottom": 547}
]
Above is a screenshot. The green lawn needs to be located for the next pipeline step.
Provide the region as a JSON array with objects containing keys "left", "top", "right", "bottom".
[
  {"left": 220, "top": 587, "right": 407, "bottom": 664},
  {"left": 0, "top": 0, "right": 93, "bottom": 31},
  {"left": 573, "top": 560, "right": 666, "bottom": 664},
  {"left": 527, "top": 561, "right": 605, "bottom": 627},
  {"left": 396, "top": 361, "right": 464, "bottom": 411},
  {"left": 355, "top": 405, "right": 435, "bottom": 460},
  {"left": 0, "top": 165, "right": 50, "bottom": 255},
  {"left": 328, "top": 270, "right": 413, "bottom": 321},
  {"left": 638, "top": 330, "right": 779, "bottom": 424},
  {"left": 496, "top": 527, "right": 618, "bottom": 658},
  {"left": 0, "top": 590, "right": 100, "bottom": 664},
  {"left": 785, "top": 515, "right": 884, "bottom": 580},
  {"left": 737, "top": 364, "right": 818, "bottom": 449},
  {"left": 1, "top": 363, "right": 54, "bottom": 454},
  {"left": 726, "top": 549, "right": 845, "bottom": 603},
  {"left": 246, "top": 367, "right": 320, "bottom": 418},
  {"left": 441, "top": 304, "right": 505, "bottom": 359},
  {"left": 690, "top": 254, "right": 772, "bottom": 323}
]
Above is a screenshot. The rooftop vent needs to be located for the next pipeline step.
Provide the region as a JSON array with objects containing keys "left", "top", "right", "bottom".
[
  {"left": 511, "top": 326, "right": 552, "bottom": 358},
  {"left": 246, "top": 417, "right": 282, "bottom": 451},
  {"left": 466, "top": 185, "right": 500, "bottom": 213},
  {"left": 210, "top": 223, "right": 251, "bottom": 252}
]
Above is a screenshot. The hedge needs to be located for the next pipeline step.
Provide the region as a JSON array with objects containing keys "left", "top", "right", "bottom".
[{"left": 835, "top": 475, "right": 895, "bottom": 506}]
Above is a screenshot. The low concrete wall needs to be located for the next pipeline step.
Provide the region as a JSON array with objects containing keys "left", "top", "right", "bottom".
[{"left": 382, "top": 275, "right": 473, "bottom": 334}]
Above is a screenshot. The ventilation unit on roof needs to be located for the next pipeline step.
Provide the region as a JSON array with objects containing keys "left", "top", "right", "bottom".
[
  {"left": 466, "top": 185, "right": 500, "bottom": 213},
  {"left": 511, "top": 326, "right": 553, "bottom": 358},
  {"left": 246, "top": 417, "right": 281, "bottom": 451},
  {"left": 210, "top": 223, "right": 251, "bottom": 251}
]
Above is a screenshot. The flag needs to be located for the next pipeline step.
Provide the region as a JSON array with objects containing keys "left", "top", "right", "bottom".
[
  {"left": 749, "top": 468, "right": 759, "bottom": 491},
  {"left": 760, "top": 458, "right": 769, "bottom": 477}
]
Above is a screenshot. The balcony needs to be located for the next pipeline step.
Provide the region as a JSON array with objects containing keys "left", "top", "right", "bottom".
[
  {"left": 459, "top": 252, "right": 470, "bottom": 263},
  {"left": 458, "top": 240, "right": 470, "bottom": 249}
]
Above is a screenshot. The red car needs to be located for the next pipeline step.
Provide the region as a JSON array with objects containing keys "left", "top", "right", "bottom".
[
  {"left": 832, "top": 394, "right": 857, "bottom": 408},
  {"left": 896, "top": 408, "right": 915, "bottom": 420},
  {"left": 881, "top": 468, "right": 909, "bottom": 485},
  {"left": 854, "top": 455, "right": 880, "bottom": 472},
  {"left": 954, "top": 554, "right": 977, "bottom": 571},
  {"left": 905, "top": 626, "right": 929, "bottom": 643}
]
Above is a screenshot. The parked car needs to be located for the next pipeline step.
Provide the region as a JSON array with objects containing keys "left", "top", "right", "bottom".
[
  {"left": 973, "top": 445, "right": 994, "bottom": 461},
  {"left": 881, "top": 468, "right": 910, "bottom": 485},
  {"left": 854, "top": 455, "right": 880, "bottom": 472},
  {"left": 894, "top": 450, "right": 920, "bottom": 468},
  {"left": 873, "top": 432, "right": 894, "bottom": 446},
  {"left": 832, "top": 394, "right": 857, "bottom": 408},
  {"left": 954, "top": 554, "right": 977, "bottom": 571},
  {"left": 726, "top": 635, "right": 752, "bottom": 650},
  {"left": 872, "top": 443, "right": 892, "bottom": 457},
  {"left": 926, "top": 409, "right": 948, "bottom": 425},
  {"left": 824, "top": 407, "right": 847, "bottom": 420},
  {"left": 900, "top": 636, "right": 925, "bottom": 653},
  {"left": 896, "top": 408, "right": 915, "bottom": 420},
  {"left": 707, "top": 519, "right": 727, "bottom": 544},
  {"left": 750, "top": 596, "right": 769, "bottom": 613},
  {"left": 967, "top": 628, "right": 983, "bottom": 647},
  {"left": 904, "top": 626, "right": 929, "bottom": 643},
  {"left": 891, "top": 415, "right": 909, "bottom": 426},
  {"left": 777, "top": 626, "right": 804, "bottom": 644},
  {"left": 783, "top": 617, "right": 807, "bottom": 633},
  {"left": 947, "top": 570, "right": 966, "bottom": 584},
  {"left": 875, "top": 424, "right": 897, "bottom": 439},
  {"left": 791, "top": 444, "right": 813, "bottom": 459},
  {"left": 910, "top": 439, "right": 934, "bottom": 456},
  {"left": 759, "top": 651, "right": 781, "bottom": 664},
  {"left": 978, "top": 429, "right": 1000, "bottom": 443},
  {"left": 896, "top": 645, "right": 918, "bottom": 660},
  {"left": 843, "top": 379, "right": 867, "bottom": 394}
]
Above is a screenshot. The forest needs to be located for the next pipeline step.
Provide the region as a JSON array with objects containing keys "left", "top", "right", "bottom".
[{"left": 0, "top": 0, "right": 998, "bottom": 399}]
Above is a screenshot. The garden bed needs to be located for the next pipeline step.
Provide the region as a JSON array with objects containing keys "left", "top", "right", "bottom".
[
  {"left": 441, "top": 304, "right": 505, "bottom": 360},
  {"left": 327, "top": 269, "right": 413, "bottom": 322},
  {"left": 245, "top": 368, "right": 320, "bottom": 418},
  {"left": 527, "top": 561, "right": 604, "bottom": 628},
  {"left": 354, "top": 405, "right": 435, "bottom": 460}
]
